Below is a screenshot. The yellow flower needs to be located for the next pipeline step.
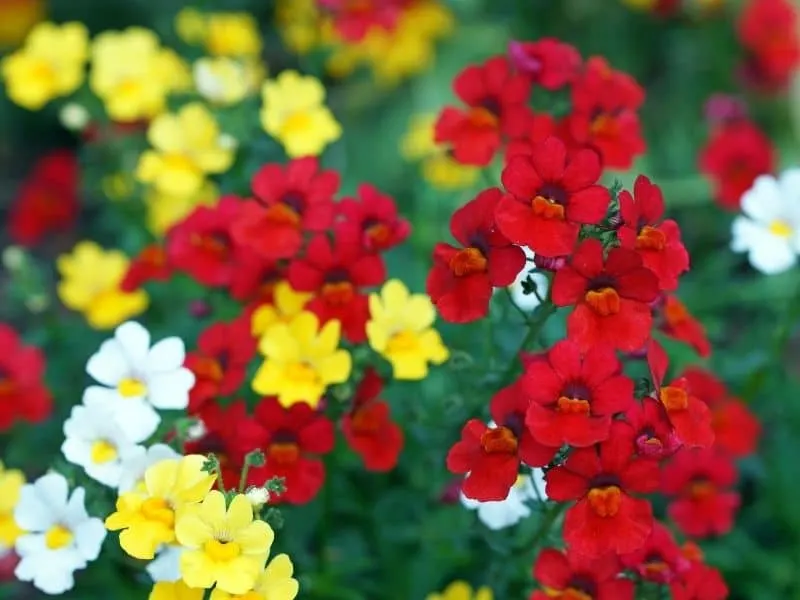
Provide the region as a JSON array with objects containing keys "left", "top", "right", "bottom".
[
  {"left": 175, "top": 491, "right": 274, "bottom": 594},
  {"left": 136, "top": 102, "right": 236, "bottom": 197},
  {"left": 205, "top": 12, "right": 262, "bottom": 58},
  {"left": 145, "top": 180, "right": 220, "bottom": 237},
  {"left": 155, "top": 48, "right": 193, "bottom": 93},
  {"left": 367, "top": 279, "right": 448, "bottom": 380},
  {"left": 252, "top": 311, "right": 351, "bottom": 408},
  {"left": 1, "top": 21, "right": 88, "bottom": 110},
  {"left": 56, "top": 241, "right": 149, "bottom": 330},
  {"left": 260, "top": 70, "right": 341, "bottom": 158},
  {"left": 105, "top": 455, "right": 216, "bottom": 560},
  {"left": 276, "top": 0, "right": 320, "bottom": 55},
  {"left": 426, "top": 581, "right": 493, "bottom": 600},
  {"left": 193, "top": 56, "right": 264, "bottom": 106},
  {"left": 0, "top": 461, "right": 25, "bottom": 549},
  {"left": 150, "top": 580, "right": 205, "bottom": 600},
  {"left": 0, "top": 0, "right": 45, "bottom": 48},
  {"left": 251, "top": 281, "right": 312, "bottom": 339},
  {"left": 175, "top": 7, "right": 207, "bottom": 44},
  {"left": 209, "top": 553, "right": 299, "bottom": 600}
]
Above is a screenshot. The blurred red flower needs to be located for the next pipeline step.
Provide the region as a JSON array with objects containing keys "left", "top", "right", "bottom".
[
  {"left": 121, "top": 244, "right": 172, "bottom": 291},
  {"left": 530, "top": 547, "right": 634, "bottom": 600},
  {"left": 737, "top": 0, "right": 800, "bottom": 90},
  {"left": 338, "top": 183, "right": 411, "bottom": 254},
  {"left": 620, "top": 522, "right": 690, "bottom": 584},
  {"left": 656, "top": 296, "right": 711, "bottom": 358},
  {"left": 508, "top": 38, "right": 582, "bottom": 90},
  {"left": 0, "top": 324, "right": 52, "bottom": 430},
  {"left": 624, "top": 397, "right": 682, "bottom": 460}
]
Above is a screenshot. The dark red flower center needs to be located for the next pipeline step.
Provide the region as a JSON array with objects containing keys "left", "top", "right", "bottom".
[
  {"left": 659, "top": 386, "right": 688, "bottom": 412},
  {"left": 479, "top": 425, "right": 518, "bottom": 455},
  {"left": 562, "top": 575, "right": 597, "bottom": 600},
  {"left": 556, "top": 381, "right": 591, "bottom": 414},
  {"left": 587, "top": 484, "right": 622, "bottom": 517},
  {"left": 191, "top": 232, "right": 231, "bottom": 259},
  {"left": 140, "top": 245, "right": 167, "bottom": 266},
  {"left": 0, "top": 374, "right": 16, "bottom": 397},
  {"left": 584, "top": 287, "right": 620, "bottom": 316},
  {"left": 264, "top": 203, "right": 301, "bottom": 228},
  {"left": 642, "top": 553, "right": 672, "bottom": 580},
  {"left": 636, "top": 225, "right": 667, "bottom": 251},
  {"left": 351, "top": 405, "right": 381, "bottom": 434},
  {"left": 590, "top": 113, "right": 620, "bottom": 137},
  {"left": 322, "top": 270, "right": 355, "bottom": 306},
  {"left": 636, "top": 431, "right": 665, "bottom": 457},
  {"left": 269, "top": 430, "right": 300, "bottom": 465},
  {"left": 448, "top": 247, "right": 487, "bottom": 277},
  {"left": 363, "top": 219, "right": 391, "bottom": 247},
  {"left": 467, "top": 98, "right": 501, "bottom": 129}
]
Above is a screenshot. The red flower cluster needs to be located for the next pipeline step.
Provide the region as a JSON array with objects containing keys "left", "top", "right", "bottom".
[
  {"left": 317, "top": 0, "right": 407, "bottom": 42},
  {"left": 0, "top": 324, "right": 52, "bottom": 431},
  {"left": 737, "top": 0, "right": 800, "bottom": 91}
]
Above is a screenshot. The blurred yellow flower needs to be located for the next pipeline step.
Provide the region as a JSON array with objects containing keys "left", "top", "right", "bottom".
[
  {"left": 260, "top": 70, "right": 341, "bottom": 157},
  {"left": 90, "top": 27, "right": 186, "bottom": 122},
  {"left": 205, "top": 12, "right": 262, "bottom": 58},
  {"left": 175, "top": 6, "right": 207, "bottom": 44},
  {"left": 275, "top": 0, "right": 320, "bottom": 55},
  {"left": 136, "top": 102, "right": 236, "bottom": 197},
  {"left": 367, "top": 279, "right": 449, "bottom": 380},
  {"left": 401, "top": 114, "right": 479, "bottom": 190},
  {"left": 251, "top": 281, "right": 312, "bottom": 339},
  {"left": 0, "top": 0, "right": 45, "bottom": 48},
  {"left": 1, "top": 21, "right": 88, "bottom": 110},
  {"left": 56, "top": 241, "right": 149, "bottom": 330},
  {"left": 209, "top": 554, "right": 299, "bottom": 600},
  {"left": 427, "top": 581, "right": 493, "bottom": 600},
  {"left": 252, "top": 311, "right": 351, "bottom": 408},
  {"left": 150, "top": 580, "right": 204, "bottom": 600},
  {"left": 193, "top": 56, "right": 264, "bottom": 106},
  {"left": 145, "top": 180, "right": 220, "bottom": 237},
  {"left": 0, "top": 461, "right": 25, "bottom": 550}
]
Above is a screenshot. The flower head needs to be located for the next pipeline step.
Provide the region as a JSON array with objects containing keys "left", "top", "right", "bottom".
[
  {"left": 209, "top": 553, "right": 299, "bottom": 600},
  {"left": 0, "top": 463, "right": 25, "bottom": 551},
  {"left": 0, "top": 323, "right": 52, "bottom": 430},
  {"left": 193, "top": 57, "right": 263, "bottom": 105},
  {"left": 250, "top": 281, "right": 312, "bottom": 339},
  {"left": 204, "top": 12, "right": 262, "bottom": 57},
  {"left": 338, "top": 183, "right": 411, "bottom": 253},
  {"left": 530, "top": 547, "right": 634, "bottom": 600},
  {"left": 507, "top": 38, "right": 581, "bottom": 89},
  {"left": 426, "top": 580, "right": 493, "bottom": 600}
]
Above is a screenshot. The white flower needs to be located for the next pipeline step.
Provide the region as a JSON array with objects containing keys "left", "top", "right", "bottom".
[
  {"left": 117, "top": 443, "right": 181, "bottom": 493},
  {"left": 460, "top": 468, "right": 547, "bottom": 530},
  {"left": 13, "top": 473, "right": 106, "bottom": 595},
  {"left": 508, "top": 248, "right": 549, "bottom": 311},
  {"left": 146, "top": 544, "right": 182, "bottom": 582},
  {"left": 245, "top": 486, "right": 270, "bottom": 507},
  {"left": 731, "top": 170, "right": 800, "bottom": 275},
  {"left": 61, "top": 395, "right": 151, "bottom": 488},
  {"left": 85, "top": 322, "right": 195, "bottom": 424},
  {"left": 59, "top": 103, "right": 90, "bottom": 131},
  {"left": 193, "top": 57, "right": 250, "bottom": 105}
]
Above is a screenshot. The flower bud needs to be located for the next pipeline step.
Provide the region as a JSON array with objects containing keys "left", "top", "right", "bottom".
[
  {"left": 2, "top": 246, "right": 25, "bottom": 272},
  {"left": 59, "top": 103, "right": 90, "bottom": 132},
  {"left": 534, "top": 254, "right": 567, "bottom": 272},
  {"left": 189, "top": 300, "right": 211, "bottom": 318},
  {"left": 246, "top": 486, "right": 270, "bottom": 507}
]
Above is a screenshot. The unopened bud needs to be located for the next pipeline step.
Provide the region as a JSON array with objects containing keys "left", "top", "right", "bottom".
[
  {"left": 507, "top": 40, "right": 541, "bottom": 76},
  {"left": 2, "top": 246, "right": 25, "bottom": 272},
  {"left": 59, "top": 103, "right": 90, "bottom": 132},
  {"left": 25, "top": 294, "right": 49, "bottom": 313},
  {"left": 245, "top": 486, "right": 270, "bottom": 507},
  {"left": 534, "top": 254, "right": 567, "bottom": 272},
  {"left": 189, "top": 300, "right": 211, "bottom": 319},
  {"left": 704, "top": 94, "right": 747, "bottom": 127},
  {"left": 187, "top": 419, "right": 207, "bottom": 440}
]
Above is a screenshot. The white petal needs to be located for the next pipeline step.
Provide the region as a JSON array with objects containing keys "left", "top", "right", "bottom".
[
  {"left": 476, "top": 500, "right": 530, "bottom": 530},
  {"left": 115, "top": 321, "right": 152, "bottom": 366},
  {"left": 82, "top": 386, "right": 121, "bottom": 409},
  {"left": 63, "top": 405, "right": 92, "bottom": 439},
  {"left": 730, "top": 216, "right": 761, "bottom": 253},
  {"left": 145, "top": 337, "right": 186, "bottom": 373},
  {"left": 741, "top": 174, "right": 784, "bottom": 223},
  {"left": 63, "top": 488, "right": 88, "bottom": 527},
  {"left": 73, "top": 518, "right": 106, "bottom": 562},
  {"left": 61, "top": 437, "right": 90, "bottom": 471},
  {"left": 86, "top": 339, "right": 130, "bottom": 386},
  {"left": 15, "top": 533, "right": 46, "bottom": 557},
  {"left": 17, "top": 548, "right": 84, "bottom": 595},
  {"left": 146, "top": 544, "right": 183, "bottom": 582},
  {"left": 84, "top": 461, "right": 123, "bottom": 488},
  {"left": 112, "top": 400, "right": 161, "bottom": 441},
  {"left": 15, "top": 474, "right": 69, "bottom": 531},
  {"left": 530, "top": 468, "right": 548, "bottom": 501},
  {"left": 748, "top": 238, "right": 797, "bottom": 275},
  {"left": 459, "top": 493, "right": 480, "bottom": 510},
  {"left": 147, "top": 369, "right": 194, "bottom": 410}
]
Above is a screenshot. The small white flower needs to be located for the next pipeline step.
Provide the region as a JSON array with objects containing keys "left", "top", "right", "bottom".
[
  {"left": 186, "top": 418, "right": 207, "bottom": 441},
  {"left": 146, "top": 544, "right": 182, "bottom": 582},
  {"left": 117, "top": 443, "right": 181, "bottom": 493},
  {"left": 59, "top": 103, "right": 90, "bottom": 132},
  {"left": 731, "top": 170, "right": 800, "bottom": 275},
  {"left": 245, "top": 486, "right": 270, "bottom": 507},
  {"left": 13, "top": 473, "right": 106, "bottom": 595},
  {"left": 61, "top": 396, "right": 149, "bottom": 488},
  {"left": 85, "top": 322, "right": 195, "bottom": 421},
  {"left": 508, "top": 248, "right": 549, "bottom": 311},
  {"left": 460, "top": 468, "right": 547, "bottom": 530}
]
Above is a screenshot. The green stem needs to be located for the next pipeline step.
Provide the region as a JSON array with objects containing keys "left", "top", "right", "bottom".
[
  {"left": 500, "top": 301, "right": 557, "bottom": 383},
  {"left": 519, "top": 502, "right": 566, "bottom": 552},
  {"left": 238, "top": 464, "right": 251, "bottom": 494}
]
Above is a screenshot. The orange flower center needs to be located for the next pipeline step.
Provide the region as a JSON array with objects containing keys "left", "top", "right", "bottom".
[
  {"left": 345, "top": 0, "right": 373, "bottom": 13},
  {"left": 590, "top": 113, "right": 619, "bottom": 137},
  {"left": 449, "top": 247, "right": 487, "bottom": 277},
  {"left": 265, "top": 202, "right": 301, "bottom": 227},
  {"left": 322, "top": 281, "right": 355, "bottom": 306},
  {"left": 689, "top": 480, "right": 715, "bottom": 500},
  {"left": 351, "top": 406, "right": 381, "bottom": 434},
  {"left": 365, "top": 222, "right": 391, "bottom": 246},
  {"left": 681, "top": 541, "right": 704, "bottom": 562},
  {"left": 636, "top": 226, "right": 667, "bottom": 251},
  {"left": 663, "top": 296, "right": 688, "bottom": 326},
  {"left": 479, "top": 426, "right": 518, "bottom": 455},
  {"left": 532, "top": 195, "right": 566, "bottom": 220},
  {"left": 269, "top": 441, "right": 300, "bottom": 465},
  {"left": 643, "top": 560, "right": 670, "bottom": 576},
  {"left": 0, "top": 378, "right": 16, "bottom": 397},
  {"left": 191, "top": 233, "right": 229, "bottom": 258},
  {"left": 140, "top": 245, "right": 167, "bottom": 266},
  {"left": 584, "top": 287, "right": 620, "bottom": 316},
  {"left": 556, "top": 396, "right": 591, "bottom": 415},
  {"left": 467, "top": 106, "right": 499, "bottom": 129},
  {"left": 587, "top": 485, "right": 622, "bottom": 517},
  {"left": 194, "top": 356, "right": 224, "bottom": 382},
  {"left": 548, "top": 588, "right": 593, "bottom": 600},
  {"left": 659, "top": 386, "right": 688, "bottom": 412}
]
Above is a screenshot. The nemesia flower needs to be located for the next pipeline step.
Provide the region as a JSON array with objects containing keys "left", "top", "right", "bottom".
[
  {"left": 671, "top": 561, "right": 729, "bottom": 600},
  {"left": 435, "top": 56, "right": 532, "bottom": 166},
  {"left": 552, "top": 239, "right": 660, "bottom": 352},
  {"left": 618, "top": 175, "right": 689, "bottom": 291},
  {"left": 14, "top": 473, "right": 106, "bottom": 595},
  {"left": 150, "top": 580, "right": 204, "bottom": 600},
  {"left": 249, "top": 397, "right": 335, "bottom": 504},
  {"left": 252, "top": 311, "right": 352, "bottom": 408},
  {"left": 145, "top": 181, "right": 219, "bottom": 238},
  {"left": 426, "top": 580, "right": 493, "bottom": 600},
  {"left": 136, "top": 102, "right": 236, "bottom": 198},
  {"left": 56, "top": 241, "right": 149, "bottom": 329},
  {"left": 737, "top": 0, "right": 800, "bottom": 90},
  {"left": 460, "top": 469, "right": 545, "bottom": 530},
  {"left": 530, "top": 547, "right": 634, "bottom": 600},
  {"left": 204, "top": 11, "right": 263, "bottom": 57},
  {"left": 624, "top": 397, "right": 682, "bottom": 460},
  {"left": 546, "top": 422, "right": 659, "bottom": 557},
  {"left": 0, "top": 323, "right": 52, "bottom": 430},
  {"left": 427, "top": 188, "right": 526, "bottom": 323},
  {"left": 175, "top": 491, "right": 274, "bottom": 594},
  {"left": 507, "top": 38, "right": 582, "bottom": 89},
  {"left": 231, "top": 157, "right": 339, "bottom": 261},
  {"left": 620, "top": 522, "right": 690, "bottom": 585},
  {"left": 250, "top": 281, "right": 311, "bottom": 339},
  {"left": 105, "top": 454, "right": 216, "bottom": 559},
  {"left": 208, "top": 553, "right": 299, "bottom": 600},
  {"left": 523, "top": 339, "right": 635, "bottom": 447},
  {"left": 731, "top": 170, "right": 800, "bottom": 274},
  {"left": 121, "top": 244, "right": 172, "bottom": 291},
  {"left": 260, "top": 70, "right": 342, "bottom": 157},
  {"left": 338, "top": 183, "right": 411, "bottom": 253},
  {"left": 341, "top": 368, "right": 404, "bottom": 472},
  {"left": 497, "top": 137, "right": 610, "bottom": 257},
  {"left": 289, "top": 224, "right": 386, "bottom": 342},
  {"left": 117, "top": 444, "right": 181, "bottom": 493},
  {"left": 0, "top": 463, "right": 25, "bottom": 554},
  {"left": 366, "top": 279, "right": 449, "bottom": 380},
  {"left": 193, "top": 56, "right": 261, "bottom": 105},
  {"left": 1, "top": 21, "right": 88, "bottom": 110},
  {"left": 8, "top": 150, "right": 79, "bottom": 247},
  {"left": 656, "top": 296, "right": 711, "bottom": 358},
  {"left": 661, "top": 448, "right": 741, "bottom": 538}
]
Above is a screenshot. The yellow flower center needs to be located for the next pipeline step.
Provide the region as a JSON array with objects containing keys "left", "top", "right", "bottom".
[
  {"left": 285, "top": 361, "right": 318, "bottom": 384},
  {"left": 28, "top": 59, "right": 56, "bottom": 85},
  {"left": 163, "top": 153, "right": 196, "bottom": 173},
  {"left": 117, "top": 377, "right": 147, "bottom": 398},
  {"left": 769, "top": 220, "right": 793, "bottom": 238},
  {"left": 281, "top": 111, "right": 313, "bottom": 136},
  {"left": 141, "top": 497, "right": 175, "bottom": 528},
  {"left": 386, "top": 330, "right": 419, "bottom": 354},
  {"left": 44, "top": 524, "right": 73, "bottom": 550},
  {"left": 90, "top": 439, "right": 118, "bottom": 464},
  {"left": 204, "top": 539, "right": 241, "bottom": 562}
]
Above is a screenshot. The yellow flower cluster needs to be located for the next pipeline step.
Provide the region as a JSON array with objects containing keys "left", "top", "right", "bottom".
[
  {"left": 427, "top": 581, "right": 494, "bottom": 600},
  {"left": 106, "top": 455, "right": 298, "bottom": 600}
]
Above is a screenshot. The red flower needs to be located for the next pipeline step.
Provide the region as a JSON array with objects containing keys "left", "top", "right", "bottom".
[
  {"left": 166, "top": 197, "right": 242, "bottom": 287},
  {"left": 185, "top": 318, "right": 257, "bottom": 412},
  {"left": 737, "top": 0, "right": 800, "bottom": 90},
  {"left": 427, "top": 188, "right": 526, "bottom": 323},
  {"left": 504, "top": 113, "right": 558, "bottom": 163},
  {"left": 497, "top": 137, "right": 610, "bottom": 257},
  {"left": 563, "top": 57, "right": 646, "bottom": 169},
  {"left": 121, "top": 245, "right": 172, "bottom": 291},
  {"left": 288, "top": 223, "right": 385, "bottom": 342},
  {"left": 624, "top": 397, "right": 681, "bottom": 460},
  {"left": 671, "top": 562, "right": 729, "bottom": 600},
  {"left": 434, "top": 56, "right": 532, "bottom": 166},
  {"left": 230, "top": 158, "right": 338, "bottom": 260},
  {"left": 338, "top": 183, "right": 411, "bottom": 253},
  {"left": 0, "top": 324, "right": 52, "bottom": 430},
  {"left": 507, "top": 38, "right": 582, "bottom": 90},
  {"left": 9, "top": 150, "right": 79, "bottom": 246},
  {"left": 656, "top": 296, "right": 711, "bottom": 358},
  {"left": 620, "top": 522, "right": 690, "bottom": 584},
  {"left": 661, "top": 448, "right": 740, "bottom": 538},
  {"left": 523, "top": 339, "right": 634, "bottom": 447},
  {"left": 618, "top": 176, "right": 689, "bottom": 292},
  {"left": 546, "top": 421, "right": 659, "bottom": 557},
  {"left": 552, "top": 239, "right": 659, "bottom": 352},
  {"left": 647, "top": 341, "right": 714, "bottom": 448},
  {"left": 447, "top": 379, "right": 554, "bottom": 501},
  {"left": 318, "top": 0, "right": 404, "bottom": 41},
  {"left": 228, "top": 254, "right": 286, "bottom": 307},
  {"left": 530, "top": 547, "right": 634, "bottom": 600},
  {"left": 698, "top": 120, "right": 774, "bottom": 210},
  {"left": 249, "top": 397, "right": 336, "bottom": 504},
  {"left": 341, "top": 368, "right": 403, "bottom": 472}
]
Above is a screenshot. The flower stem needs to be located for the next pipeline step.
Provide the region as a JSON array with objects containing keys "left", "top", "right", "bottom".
[
  {"left": 519, "top": 501, "right": 566, "bottom": 552},
  {"left": 500, "top": 300, "right": 557, "bottom": 383}
]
